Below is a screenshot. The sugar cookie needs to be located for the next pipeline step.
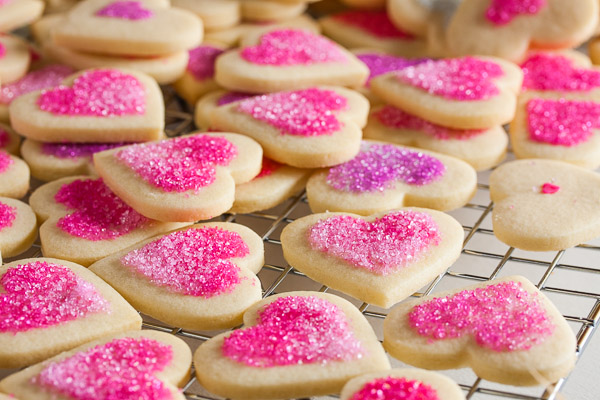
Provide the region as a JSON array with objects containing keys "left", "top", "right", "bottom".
[
  {"left": 241, "top": 0, "right": 306, "bottom": 23},
  {"left": 0, "top": 151, "right": 29, "bottom": 199},
  {"left": 195, "top": 90, "right": 255, "bottom": 130},
  {"left": 0, "top": 35, "right": 31, "bottom": 84},
  {"left": 0, "top": 122, "right": 21, "bottom": 155},
  {"left": 172, "top": 44, "right": 225, "bottom": 105},
  {"left": 171, "top": 0, "right": 240, "bottom": 31},
  {"left": 0, "top": 0, "right": 44, "bottom": 33},
  {"left": 339, "top": 0, "right": 384, "bottom": 8},
  {"left": 0, "top": 197, "right": 37, "bottom": 258}
]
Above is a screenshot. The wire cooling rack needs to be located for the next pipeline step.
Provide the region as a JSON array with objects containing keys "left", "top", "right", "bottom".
[{"left": 3, "top": 86, "right": 599, "bottom": 400}]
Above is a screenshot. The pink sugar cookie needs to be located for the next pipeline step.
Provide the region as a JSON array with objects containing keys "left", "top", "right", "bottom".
[
  {"left": 0, "top": 151, "right": 30, "bottom": 199},
  {"left": 173, "top": 44, "right": 226, "bottom": 105},
  {"left": 281, "top": 208, "right": 463, "bottom": 308},
  {"left": 194, "top": 291, "right": 390, "bottom": 399},
  {"left": 95, "top": 0, "right": 154, "bottom": 20},
  {"left": 0, "top": 257, "right": 141, "bottom": 368},
  {"left": 0, "top": 197, "right": 37, "bottom": 258},
  {"left": 384, "top": 276, "right": 576, "bottom": 386},
  {"left": 194, "top": 90, "right": 256, "bottom": 131},
  {"left": 521, "top": 52, "right": 600, "bottom": 93}
]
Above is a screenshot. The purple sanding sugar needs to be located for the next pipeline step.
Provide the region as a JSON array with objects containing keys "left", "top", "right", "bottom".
[
  {"left": 349, "top": 376, "right": 440, "bottom": 400},
  {"left": 486, "top": 0, "right": 546, "bottom": 25},
  {"left": 0, "top": 150, "right": 13, "bottom": 173},
  {"left": 0, "top": 65, "right": 73, "bottom": 105},
  {"left": 95, "top": 0, "right": 154, "bottom": 19},
  {"left": 356, "top": 53, "right": 429, "bottom": 85},
  {"left": 42, "top": 142, "right": 131, "bottom": 159},
  {"left": 217, "top": 92, "right": 255, "bottom": 106},
  {"left": 521, "top": 53, "right": 600, "bottom": 92},
  {"left": 0, "top": 201, "right": 16, "bottom": 231},
  {"left": 187, "top": 46, "right": 224, "bottom": 80}
]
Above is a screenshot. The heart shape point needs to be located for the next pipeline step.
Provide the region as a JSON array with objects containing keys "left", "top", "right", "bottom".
[
  {"left": 95, "top": 0, "right": 154, "bottom": 20},
  {"left": 356, "top": 54, "right": 428, "bottom": 85},
  {"left": 486, "top": 0, "right": 546, "bottom": 25},
  {"left": 521, "top": 53, "right": 600, "bottom": 92}
]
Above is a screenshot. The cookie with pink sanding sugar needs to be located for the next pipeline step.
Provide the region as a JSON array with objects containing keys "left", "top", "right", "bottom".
[
  {"left": 281, "top": 208, "right": 463, "bottom": 308},
  {"left": 384, "top": 275, "right": 576, "bottom": 386},
  {"left": 172, "top": 44, "right": 226, "bottom": 105},
  {"left": 214, "top": 28, "right": 369, "bottom": 93},
  {"left": 0, "top": 151, "right": 29, "bottom": 199},
  {"left": 370, "top": 56, "right": 523, "bottom": 130},
  {"left": 194, "top": 291, "right": 390, "bottom": 400},
  {"left": 364, "top": 105, "right": 508, "bottom": 171},
  {"left": 194, "top": 90, "right": 256, "bottom": 130},
  {"left": 29, "top": 176, "right": 186, "bottom": 266},
  {"left": 210, "top": 86, "right": 368, "bottom": 168},
  {"left": 0, "top": 0, "right": 44, "bottom": 33},
  {"left": 94, "top": 132, "right": 263, "bottom": 222},
  {"left": 171, "top": 0, "right": 240, "bottom": 31},
  {"left": 0, "top": 330, "right": 191, "bottom": 400},
  {"left": 0, "top": 35, "right": 31, "bottom": 85},
  {"left": 9, "top": 68, "right": 165, "bottom": 143},
  {"left": 89, "top": 222, "right": 264, "bottom": 330},
  {"left": 340, "top": 369, "right": 466, "bottom": 400},
  {"left": 490, "top": 159, "right": 600, "bottom": 251},
  {"left": 446, "top": 0, "right": 598, "bottom": 63},
  {"left": 306, "top": 141, "right": 477, "bottom": 215},
  {"left": 52, "top": 0, "right": 202, "bottom": 57},
  {"left": 0, "top": 122, "right": 21, "bottom": 155},
  {"left": 0, "top": 197, "right": 37, "bottom": 259},
  {"left": 0, "top": 257, "right": 142, "bottom": 368}
]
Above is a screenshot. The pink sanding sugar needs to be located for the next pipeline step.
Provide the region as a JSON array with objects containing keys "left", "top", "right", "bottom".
[
  {"left": 42, "top": 142, "right": 131, "bottom": 159},
  {"left": 356, "top": 53, "right": 428, "bottom": 86},
  {"left": 255, "top": 157, "right": 281, "bottom": 179},
  {"left": 521, "top": 53, "right": 600, "bottom": 92},
  {"left": 116, "top": 135, "right": 238, "bottom": 193},
  {"left": 541, "top": 183, "right": 560, "bottom": 194},
  {"left": 241, "top": 29, "right": 347, "bottom": 66},
  {"left": 38, "top": 69, "right": 145, "bottom": 116},
  {"left": 334, "top": 10, "right": 414, "bottom": 39},
  {"left": 349, "top": 376, "right": 440, "bottom": 400},
  {"left": 0, "top": 150, "right": 13, "bottom": 173},
  {"left": 0, "top": 261, "right": 109, "bottom": 333},
  {"left": 35, "top": 337, "right": 173, "bottom": 400},
  {"left": 0, "top": 43, "right": 5, "bottom": 58},
  {"left": 237, "top": 88, "right": 348, "bottom": 136},
  {"left": 408, "top": 281, "right": 554, "bottom": 352},
  {"left": 0, "top": 65, "right": 74, "bottom": 105},
  {"left": 54, "top": 178, "right": 149, "bottom": 241},
  {"left": 120, "top": 227, "right": 249, "bottom": 297},
  {"left": 0, "top": 201, "right": 16, "bottom": 231},
  {"left": 397, "top": 57, "right": 503, "bottom": 101},
  {"left": 187, "top": 46, "right": 224, "bottom": 80},
  {"left": 486, "top": 0, "right": 546, "bottom": 25},
  {"left": 376, "top": 105, "right": 484, "bottom": 140},
  {"left": 527, "top": 98, "right": 600, "bottom": 146},
  {"left": 0, "top": 128, "right": 9, "bottom": 148},
  {"left": 95, "top": 0, "right": 154, "bottom": 19},
  {"left": 217, "top": 92, "right": 254, "bottom": 106},
  {"left": 222, "top": 295, "right": 364, "bottom": 367},
  {"left": 308, "top": 211, "right": 440, "bottom": 275}
]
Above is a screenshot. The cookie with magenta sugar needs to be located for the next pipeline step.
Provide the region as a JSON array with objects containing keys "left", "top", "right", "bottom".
[
  {"left": 195, "top": 90, "right": 255, "bottom": 130},
  {"left": 29, "top": 176, "right": 186, "bottom": 266},
  {"left": 384, "top": 275, "right": 576, "bottom": 386},
  {"left": 241, "top": 0, "right": 306, "bottom": 23},
  {"left": 490, "top": 159, "right": 600, "bottom": 251},
  {"left": 0, "top": 330, "right": 191, "bottom": 400},
  {"left": 215, "top": 28, "right": 369, "bottom": 93},
  {"left": 94, "top": 132, "right": 262, "bottom": 222},
  {"left": 281, "top": 208, "right": 463, "bottom": 308},
  {"left": 172, "top": 44, "right": 226, "bottom": 105},
  {"left": 194, "top": 291, "right": 390, "bottom": 400},
  {"left": 10, "top": 68, "right": 165, "bottom": 143},
  {"left": 0, "top": 0, "right": 44, "bottom": 33},
  {"left": 0, "top": 197, "right": 37, "bottom": 258},
  {"left": 90, "top": 222, "right": 263, "bottom": 330},
  {"left": 306, "top": 141, "right": 477, "bottom": 215},
  {"left": 0, "top": 151, "right": 29, "bottom": 199},
  {"left": 340, "top": 369, "right": 466, "bottom": 400},
  {"left": 0, "top": 35, "right": 31, "bottom": 85},
  {"left": 0, "top": 257, "right": 142, "bottom": 368},
  {"left": 210, "top": 86, "right": 368, "bottom": 168},
  {"left": 364, "top": 105, "right": 508, "bottom": 171},
  {"left": 370, "top": 56, "right": 523, "bottom": 130},
  {"left": 171, "top": 0, "right": 240, "bottom": 31},
  {"left": 0, "top": 122, "right": 21, "bottom": 155}
]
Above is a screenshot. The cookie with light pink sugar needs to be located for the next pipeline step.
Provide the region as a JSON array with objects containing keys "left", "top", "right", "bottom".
[
  {"left": 446, "top": 0, "right": 597, "bottom": 62},
  {"left": 172, "top": 44, "right": 226, "bottom": 105},
  {"left": 215, "top": 28, "right": 369, "bottom": 93},
  {"left": 384, "top": 276, "right": 576, "bottom": 386},
  {"left": 0, "top": 197, "right": 37, "bottom": 258},
  {"left": 364, "top": 105, "right": 507, "bottom": 171},
  {"left": 210, "top": 86, "right": 368, "bottom": 168},
  {"left": 0, "top": 151, "right": 29, "bottom": 199},
  {"left": 10, "top": 68, "right": 165, "bottom": 143},
  {"left": 194, "top": 291, "right": 390, "bottom": 400},
  {"left": 0, "top": 0, "right": 44, "bottom": 33},
  {"left": 0, "top": 330, "right": 191, "bottom": 400},
  {"left": 195, "top": 90, "right": 256, "bottom": 130},
  {"left": 370, "top": 56, "right": 523, "bottom": 130},
  {"left": 0, "top": 122, "right": 21, "bottom": 155},
  {"left": 90, "top": 222, "right": 263, "bottom": 330},
  {"left": 281, "top": 208, "right": 463, "bottom": 308},
  {"left": 306, "top": 141, "right": 477, "bottom": 215},
  {"left": 340, "top": 369, "right": 466, "bottom": 400},
  {"left": 172, "top": 0, "right": 240, "bottom": 31},
  {"left": 29, "top": 176, "right": 186, "bottom": 266},
  {"left": 94, "top": 132, "right": 263, "bottom": 222},
  {"left": 0, "top": 257, "right": 142, "bottom": 368},
  {"left": 0, "top": 35, "right": 31, "bottom": 85},
  {"left": 490, "top": 159, "right": 600, "bottom": 251}
]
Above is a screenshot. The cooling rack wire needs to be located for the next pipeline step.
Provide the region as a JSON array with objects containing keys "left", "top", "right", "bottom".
[{"left": 3, "top": 86, "right": 599, "bottom": 400}]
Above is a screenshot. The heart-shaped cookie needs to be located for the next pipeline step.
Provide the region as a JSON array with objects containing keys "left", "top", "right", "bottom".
[
  {"left": 0, "top": 0, "right": 43, "bottom": 33},
  {"left": 281, "top": 208, "right": 463, "bottom": 308},
  {"left": 0, "top": 197, "right": 37, "bottom": 258},
  {"left": 307, "top": 141, "right": 477, "bottom": 215},
  {"left": 29, "top": 176, "right": 186, "bottom": 266},
  {"left": 0, "top": 35, "right": 31, "bottom": 85},
  {"left": 370, "top": 56, "right": 523, "bottom": 129},
  {"left": 173, "top": 44, "right": 225, "bottom": 105},
  {"left": 384, "top": 276, "right": 576, "bottom": 386},
  {"left": 94, "top": 132, "right": 262, "bottom": 222},
  {"left": 195, "top": 291, "right": 390, "bottom": 399},
  {"left": 52, "top": 0, "right": 202, "bottom": 56},
  {"left": 0, "top": 258, "right": 141, "bottom": 368},
  {"left": 90, "top": 222, "right": 264, "bottom": 330},
  {"left": 215, "top": 28, "right": 369, "bottom": 93},
  {"left": 490, "top": 159, "right": 600, "bottom": 250},
  {"left": 211, "top": 86, "right": 368, "bottom": 168},
  {"left": 0, "top": 330, "right": 191, "bottom": 400},
  {"left": 0, "top": 150, "right": 30, "bottom": 198},
  {"left": 194, "top": 89, "right": 255, "bottom": 130}
]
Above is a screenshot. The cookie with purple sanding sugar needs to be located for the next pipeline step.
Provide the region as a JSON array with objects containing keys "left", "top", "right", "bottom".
[
  {"left": 281, "top": 208, "right": 463, "bottom": 308},
  {"left": 0, "top": 35, "right": 31, "bottom": 85},
  {"left": 0, "top": 0, "right": 44, "bottom": 33},
  {"left": 90, "top": 222, "right": 263, "bottom": 330},
  {"left": 194, "top": 291, "right": 390, "bottom": 400},
  {"left": 0, "top": 151, "right": 29, "bottom": 199},
  {"left": 0, "top": 330, "right": 191, "bottom": 400},
  {"left": 29, "top": 176, "right": 186, "bottom": 266},
  {"left": 384, "top": 275, "right": 576, "bottom": 386},
  {"left": 0, "top": 122, "right": 21, "bottom": 155},
  {"left": 94, "top": 132, "right": 262, "bottom": 222},
  {"left": 241, "top": 0, "right": 306, "bottom": 23},
  {"left": 306, "top": 141, "right": 477, "bottom": 215},
  {"left": 364, "top": 105, "right": 508, "bottom": 171},
  {"left": 0, "top": 257, "right": 142, "bottom": 368},
  {"left": 210, "top": 86, "right": 368, "bottom": 168},
  {"left": 194, "top": 90, "right": 255, "bottom": 130},
  {"left": 0, "top": 197, "right": 37, "bottom": 258},
  {"left": 172, "top": 44, "right": 226, "bottom": 105}
]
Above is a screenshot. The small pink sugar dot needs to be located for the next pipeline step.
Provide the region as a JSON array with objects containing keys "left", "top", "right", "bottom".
[
  {"left": 0, "top": 201, "right": 16, "bottom": 231},
  {"left": 541, "top": 183, "right": 560, "bottom": 194},
  {"left": 255, "top": 157, "right": 281, "bottom": 179},
  {"left": 521, "top": 53, "right": 600, "bottom": 92},
  {"left": 95, "top": 0, "right": 154, "bottom": 20},
  {"left": 0, "top": 43, "right": 5, "bottom": 58},
  {"left": 187, "top": 46, "right": 224, "bottom": 80},
  {"left": 349, "top": 376, "right": 440, "bottom": 400},
  {"left": 486, "top": 0, "right": 546, "bottom": 25},
  {"left": 0, "top": 65, "right": 73, "bottom": 105},
  {"left": 0, "top": 150, "right": 13, "bottom": 173},
  {"left": 334, "top": 10, "right": 414, "bottom": 39}
]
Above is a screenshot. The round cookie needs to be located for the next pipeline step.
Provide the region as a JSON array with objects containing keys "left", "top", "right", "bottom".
[
  {"left": 240, "top": 0, "right": 306, "bottom": 23},
  {"left": 0, "top": 122, "right": 21, "bottom": 155},
  {"left": 0, "top": 197, "right": 37, "bottom": 258},
  {"left": 172, "top": 44, "right": 226, "bottom": 105},
  {"left": 0, "top": 35, "right": 31, "bottom": 84},
  {"left": 0, "top": 0, "right": 44, "bottom": 32},
  {"left": 171, "top": 0, "right": 240, "bottom": 31},
  {"left": 0, "top": 151, "right": 29, "bottom": 199},
  {"left": 195, "top": 90, "right": 255, "bottom": 130}
]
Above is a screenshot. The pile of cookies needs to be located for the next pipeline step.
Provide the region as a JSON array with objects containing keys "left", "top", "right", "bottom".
[{"left": 0, "top": 0, "right": 598, "bottom": 399}]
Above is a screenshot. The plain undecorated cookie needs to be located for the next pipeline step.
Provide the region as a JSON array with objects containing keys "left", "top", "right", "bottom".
[
  {"left": 0, "top": 0, "right": 44, "bottom": 33},
  {"left": 0, "top": 197, "right": 37, "bottom": 259},
  {"left": 171, "top": 0, "right": 240, "bottom": 31}
]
